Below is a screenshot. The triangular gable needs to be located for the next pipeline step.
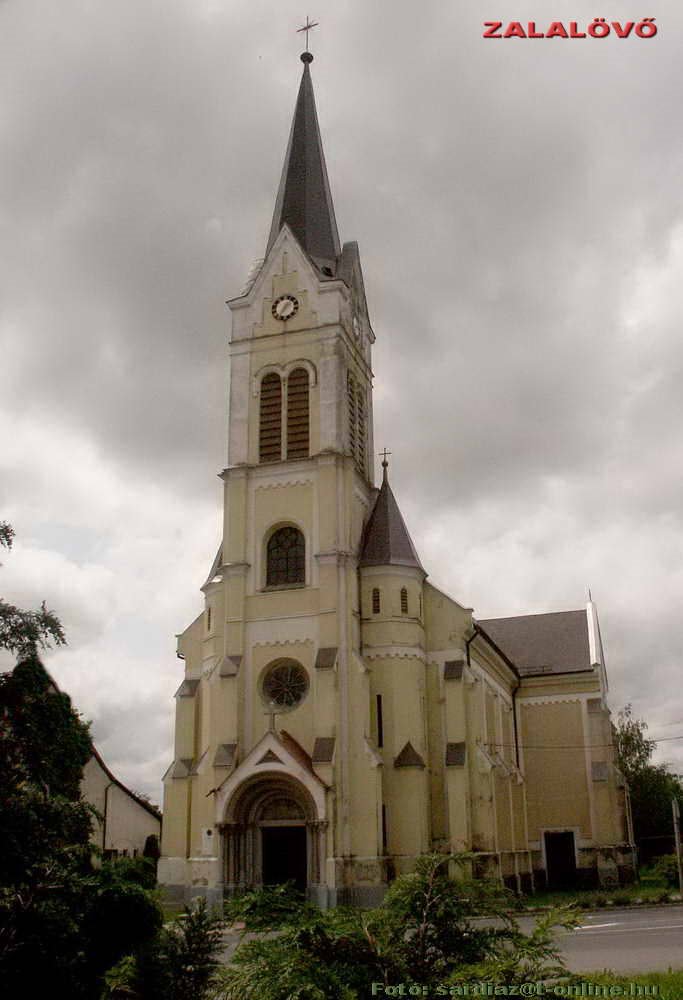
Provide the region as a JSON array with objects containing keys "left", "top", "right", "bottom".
[{"left": 213, "top": 728, "right": 328, "bottom": 826}]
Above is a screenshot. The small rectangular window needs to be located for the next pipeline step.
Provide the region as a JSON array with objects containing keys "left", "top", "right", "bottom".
[
  {"left": 376, "top": 693, "right": 384, "bottom": 748},
  {"left": 372, "top": 588, "right": 380, "bottom": 615}
]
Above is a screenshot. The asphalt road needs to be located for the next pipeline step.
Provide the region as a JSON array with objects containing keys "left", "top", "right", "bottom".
[{"left": 537, "top": 905, "right": 683, "bottom": 973}]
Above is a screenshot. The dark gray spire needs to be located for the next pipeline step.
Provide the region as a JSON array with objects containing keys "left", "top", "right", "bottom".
[
  {"left": 266, "top": 53, "right": 341, "bottom": 272},
  {"left": 359, "top": 464, "right": 425, "bottom": 571}
]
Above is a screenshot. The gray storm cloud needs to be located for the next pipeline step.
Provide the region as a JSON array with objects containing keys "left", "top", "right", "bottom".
[{"left": 1, "top": 0, "right": 682, "bottom": 798}]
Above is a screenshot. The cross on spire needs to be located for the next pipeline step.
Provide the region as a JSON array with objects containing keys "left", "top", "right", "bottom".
[
  {"left": 297, "top": 15, "right": 319, "bottom": 53},
  {"left": 380, "top": 448, "right": 392, "bottom": 482}
]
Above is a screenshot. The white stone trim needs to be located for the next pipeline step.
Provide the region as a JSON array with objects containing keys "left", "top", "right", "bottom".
[
  {"left": 517, "top": 692, "right": 595, "bottom": 706},
  {"left": 215, "top": 730, "right": 327, "bottom": 826},
  {"left": 362, "top": 645, "right": 426, "bottom": 661}
]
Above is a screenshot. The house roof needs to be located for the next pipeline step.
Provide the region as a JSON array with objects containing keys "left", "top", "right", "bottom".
[
  {"left": 23, "top": 661, "right": 162, "bottom": 820},
  {"left": 359, "top": 464, "right": 425, "bottom": 571},
  {"left": 477, "top": 609, "right": 592, "bottom": 677},
  {"left": 265, "top": 53, "right": 340, "bottom": 273}
]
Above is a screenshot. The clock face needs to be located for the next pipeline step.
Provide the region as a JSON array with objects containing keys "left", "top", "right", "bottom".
[{"left": 272, "top": 294, "right": 299, "bottom": 321}]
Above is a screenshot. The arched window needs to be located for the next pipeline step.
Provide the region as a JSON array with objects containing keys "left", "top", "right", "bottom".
[
  {"left": 400, "top": 587, "right": 408, "bottom": 615},
  {"left": 286, "top": 367, "right": 309, "bottom": 459},
  {"left": 266, "top": 526, "right": 305, "bottom": 587},
  {"left": 259, "top": 373, "right": 282, "bottom": 463},
  {"left": 372, "top": 588, "right": 381, "bottom": 615}
]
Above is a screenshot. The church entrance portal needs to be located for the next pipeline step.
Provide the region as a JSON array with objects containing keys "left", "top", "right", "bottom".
[
  {"left": 223, "top": 774, "right": 325, "bottom": 895},
  {"left": 262, "top": 825, "right": 307, "bottom": 890}
]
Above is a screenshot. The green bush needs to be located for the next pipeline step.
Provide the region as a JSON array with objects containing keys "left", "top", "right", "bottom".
[
  {"left": 213, "top": 853, "right": 577, "bottom": 1000},
  {"left": 223, "top": 880, "right": 313, "bottom": 930},
  {"left": 610, "top": 892, "right": 631, "bottom": 906},
  {"left": 103, "top": 896, "right": 224, "bottom": 1000},
  {"left": 653, "top": 854, "right": 681, "bottom": 889}
]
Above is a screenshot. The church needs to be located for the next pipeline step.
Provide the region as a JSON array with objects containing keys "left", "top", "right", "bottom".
[{"left": 158, "top": 49, "right": 635, "bottom": 908}]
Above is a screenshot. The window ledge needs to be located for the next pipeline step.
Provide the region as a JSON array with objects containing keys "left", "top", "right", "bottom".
[{"left": 261, "top": 583, "right": 307, "bottom": 593}]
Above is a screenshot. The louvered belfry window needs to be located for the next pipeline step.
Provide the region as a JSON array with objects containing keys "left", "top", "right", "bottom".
[
  {"left": 266, "top": 526, "right": 305, "bottom": 586},
  {"left": 347, "top": 370, "right": 367, "bottom": 476},
  {"left": 347, "top": 372, "right": 357, "bottom": 458},
  {"left": 400, "top": 587, "right": 408, "bottom": 615},
  {"left": 372, "top": 588, "right": 381, "bottom": 615},
  {"left": 286, "top": 367, "right": 310, "bottom": 459},
  {"left": 356, "top": 386, "right": 366, "bottom": 474},
  {"left": 259, "top": 373, "right": 282, "bottom": 463}
]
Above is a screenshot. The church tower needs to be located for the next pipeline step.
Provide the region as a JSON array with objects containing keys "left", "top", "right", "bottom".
[
  {"left": 159, "top": 50, "right": 390, "bottom": 907},
  {"left": 158, "top": 48, "right": 634, "bottom": 908}
]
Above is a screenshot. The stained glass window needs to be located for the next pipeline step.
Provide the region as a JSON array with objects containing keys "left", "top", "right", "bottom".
[{"left": 266, "top": 526, "right": 305, "bottom": 586}]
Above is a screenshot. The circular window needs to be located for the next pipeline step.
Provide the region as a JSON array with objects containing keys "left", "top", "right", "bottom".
[{"left": 262, "top": 660, "right": 309, "bottom": 710}]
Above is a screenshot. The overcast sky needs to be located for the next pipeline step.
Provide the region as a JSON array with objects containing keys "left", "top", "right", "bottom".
[{"left": 2, "top": 0, "right": 682, "bottom": 804}]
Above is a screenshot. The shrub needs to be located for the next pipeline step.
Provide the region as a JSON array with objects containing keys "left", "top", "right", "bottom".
[
  {"left": 212, "top": 853, "right": 577, "bottom": 999},
  {"left": 653, "top": 854, "right": 681, "bottom": 889},
  {"left": 103, "top": 897, "right": 224, "bottom": 1000},
  {"left": 224, "top": 880, "right": 314, "bottom": 929}
]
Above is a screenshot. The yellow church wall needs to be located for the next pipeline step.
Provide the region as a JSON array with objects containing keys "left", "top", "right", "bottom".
[
  {"left": 161, "top": 778, "right": 190, "bottom": 858},
  {"left": 426, "top": 661, "right": 448, "bottom": 845},
  {"left": 174, "top": 693, "right": 197, "bottom": 761},
  {"left": 520, "top": 700, "right": 591, "bottom": 840},
  {"left": 423, "top": 582, "right": 473, "bottom": 650}
]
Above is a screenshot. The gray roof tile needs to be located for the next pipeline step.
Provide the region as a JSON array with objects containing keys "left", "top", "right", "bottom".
[
  {"left": 477, "top": 610, "right": 592, "bottom": 676},
  {"left": 312, "top": 737, "right": 335, "bottom": 763},
  {"left": 360, "top": 470, "right": 424, "bottom": 571},
  {"left": 394, "top": 741, "right": 425, "bottom": 769},
  {"left": 446, "top": 742, "right": 467, "bottom": 766},
  {"left": 266, "top": 55, "right": 340, "bottom": 272}
]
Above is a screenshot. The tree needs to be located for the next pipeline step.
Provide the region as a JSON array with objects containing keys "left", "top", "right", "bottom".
[
  {"left": 0, "top": 522, "right": 162, "bottom": 996},
  {"left": 614, "top": 704, "right": 683, "bottom": 864},
  {"left": 0, "top": 520, "right": 65, "bottom": 656},
  {"left": 614, "top": 704, "right": 656, "bottom": 784},
  {"left": 103, "top": 898, "right": 224, "bottom": 1000}
]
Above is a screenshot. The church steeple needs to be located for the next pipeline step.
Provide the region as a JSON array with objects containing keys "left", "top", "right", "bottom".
[
  {"left": 360, "top": 460, "right": 425, "bottom": 572},
  {"left": 265, "top": 52, "right": 341, "bottom": 273}
]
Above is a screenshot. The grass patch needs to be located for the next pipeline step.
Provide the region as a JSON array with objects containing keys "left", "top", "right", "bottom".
[
  {"left": 161, "top": 901, "right": 186, "bottom": 923},
  {"left": 519, "top": 880, "right": 673, "bottom": 911}
]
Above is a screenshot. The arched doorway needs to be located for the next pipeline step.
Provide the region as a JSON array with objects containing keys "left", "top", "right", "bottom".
[{"left": 222, "top": 773, "right": 324, "bottom": 894}]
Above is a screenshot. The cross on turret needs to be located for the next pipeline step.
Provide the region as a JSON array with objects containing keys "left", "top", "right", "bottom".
[{"left": 297, "top": 15, "right": 319, "bottom": 53}]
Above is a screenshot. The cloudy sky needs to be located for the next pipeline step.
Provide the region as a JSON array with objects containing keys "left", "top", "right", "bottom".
[{"left": 2, "top": 0, "right": 682, "bottom": 803}]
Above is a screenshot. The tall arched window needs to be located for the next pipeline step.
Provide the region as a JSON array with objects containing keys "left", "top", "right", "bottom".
[
  {"left": 259, "top": 373, "right": 282, "bottom": 463},
  {"left": 286, "top": 367, "right": 310, "bottom": 459},
  {"left": 266, "top": 526, "right": 305, "bottom": 587},
  {"left": 400, "top": 587, "right": 408, "bottom": 615}
]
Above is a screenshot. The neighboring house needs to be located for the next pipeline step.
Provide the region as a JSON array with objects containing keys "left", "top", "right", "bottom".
[
  {"left": 37, "top": 666, "right": 162, "bottom": 859},
  {"left": 83, "top": 745, "right": 162, "bottom": 860},
  {"left": 159, "top": 51, "right": 635, "bottom": 907}
]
